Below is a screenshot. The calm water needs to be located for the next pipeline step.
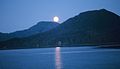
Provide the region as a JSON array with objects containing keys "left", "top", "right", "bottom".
[{"left": 0, "top": 47, "right": 120, "bottom": 69}]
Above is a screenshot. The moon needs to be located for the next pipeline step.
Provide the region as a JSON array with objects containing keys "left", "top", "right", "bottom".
[{"left": 53, "top": 16, "right": 59, "bottom": 22}]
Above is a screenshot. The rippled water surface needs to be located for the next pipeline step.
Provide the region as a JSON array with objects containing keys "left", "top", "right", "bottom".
[{"left": 0, "top": 46, "right": 120, "bottom": 69}]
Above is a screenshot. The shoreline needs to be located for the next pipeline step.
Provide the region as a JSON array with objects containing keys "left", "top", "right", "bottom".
[{"left": 1, "top": 44, "right": 120, "bottom": 50}]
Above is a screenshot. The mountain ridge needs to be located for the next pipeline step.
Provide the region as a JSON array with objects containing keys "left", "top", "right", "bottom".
[
  {"left": 0, "top": 21, "right": 59, "bottom": 41},
  {"left": 0, "top": 9, "right": 120, "bottom": 49}
]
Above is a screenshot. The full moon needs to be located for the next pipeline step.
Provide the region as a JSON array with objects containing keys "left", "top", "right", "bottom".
[{"left": 53, "top": 16, "right": 59, "bottom": 22}]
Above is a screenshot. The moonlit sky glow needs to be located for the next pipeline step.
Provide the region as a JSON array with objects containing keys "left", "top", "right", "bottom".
[{"left": 0, "top": 0, "right": 120, "bottom": 33}]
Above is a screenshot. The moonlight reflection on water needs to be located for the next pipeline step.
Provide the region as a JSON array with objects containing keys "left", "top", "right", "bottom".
[{"left": 55, "top": 47, "right": 62, "bottom": 69}]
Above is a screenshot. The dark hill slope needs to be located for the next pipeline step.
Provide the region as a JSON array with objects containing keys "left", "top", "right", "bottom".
[
  {"left": 0, "top": 21, "right": 59, "bottom": 41},
  {"left": 40, "top": 9, "right": 120, "bottom": 45},
  {"left": 0, "top": 9, "right": 120, "bottom": 49},
  {"left": 10, "top": 21, "right": 59, "bottom": 37}
]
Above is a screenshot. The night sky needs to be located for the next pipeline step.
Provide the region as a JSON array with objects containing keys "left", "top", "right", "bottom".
[{"left": 0, "top": 0, "right": 120, "bottom": 33}]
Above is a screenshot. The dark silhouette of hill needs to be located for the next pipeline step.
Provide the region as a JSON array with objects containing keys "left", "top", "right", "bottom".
[
  {"left": 43, "top": 9, "right": 120, "bottom": 45},
  {"left": 0, "top": 9, "right": 120, "bottom": 49},
  {"left": 0, "top": 32, "right": 13, "bottom": 41},
  {"left": 10, "top": 21, "right": 59, "bottom": 37},
  {"left": 0, "top": 21, "right": 59, "bottom": 41}
]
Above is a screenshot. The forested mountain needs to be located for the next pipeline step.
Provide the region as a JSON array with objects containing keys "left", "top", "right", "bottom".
[
  {"left": 0, "top": 9, "right": 120, "bottom": 49},
  {"left": 0, "top": 21, "right": 59, "bottom": 41}
]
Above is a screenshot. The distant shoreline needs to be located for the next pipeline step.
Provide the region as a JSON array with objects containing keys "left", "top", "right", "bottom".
[
  {"left": 95, "top": 44, "right": 120, "bottom": 49},
  {"left": 0, "top": 44, "right": 120, "bottom": 50}
]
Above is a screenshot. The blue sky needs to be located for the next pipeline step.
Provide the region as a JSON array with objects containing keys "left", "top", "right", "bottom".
[{"left": 0, "top": 0, "right": 120, "bottom": 33}]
